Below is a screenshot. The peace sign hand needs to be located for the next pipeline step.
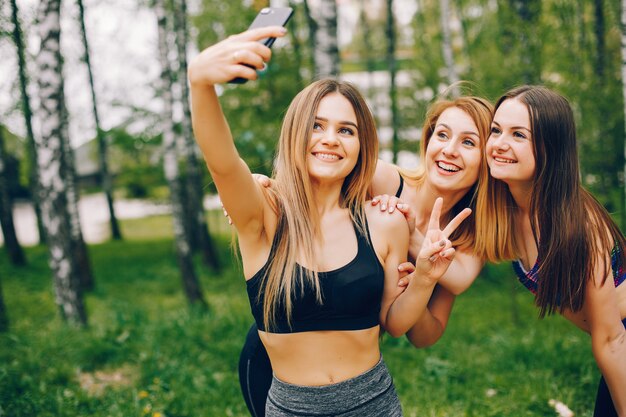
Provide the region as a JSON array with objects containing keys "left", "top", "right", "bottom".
[{"left": 414, "top": 197, "right": 472, "bottom": 285}]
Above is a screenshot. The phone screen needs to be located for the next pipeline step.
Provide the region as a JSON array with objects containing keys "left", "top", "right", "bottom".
[{"left": 228, "top": 7, "right": 293, "bottom": 84}]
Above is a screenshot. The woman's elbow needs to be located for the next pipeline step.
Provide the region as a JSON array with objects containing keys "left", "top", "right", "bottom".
[
  {"left": 591, "top": 329, "right": 626, "bottom": 363},
  {"left": 385, "top": 324, "right": 406, "bottom": 338},
  {"left": 405, "top": 328, "right": 440, "bottom": 348}
]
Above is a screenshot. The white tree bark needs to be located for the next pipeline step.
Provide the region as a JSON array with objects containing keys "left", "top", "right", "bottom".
[
  {"left": 155, "top": 0, "right": 205, "bottom": 305},
  {"left": 77, "top": 0, "right": 122, "bottom": 241},
  {"left": 439, "top": 0, "right": 460, "bottom": 95},
  {"left": 312, "top": 0, "right": 339, "bottom": 77},
  {"left": 35, "top": 0, "right": 86, "bottom": 326},
  {"left": 172, "top": 0, "right": 220, "bottom": 269}
]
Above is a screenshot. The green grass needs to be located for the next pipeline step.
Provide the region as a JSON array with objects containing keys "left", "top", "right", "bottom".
[{"left": 0, "top": 219, "right": 598, "bottom": 416}]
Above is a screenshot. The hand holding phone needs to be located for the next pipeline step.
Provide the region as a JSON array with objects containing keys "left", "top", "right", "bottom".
[{"left": 228, "top": 7, "right": 293, "bottom": 84}]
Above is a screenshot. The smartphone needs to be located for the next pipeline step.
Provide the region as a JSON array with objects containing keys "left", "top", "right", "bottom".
[{"left": 229, "top": 7, "right": 293, "bottom": 84}]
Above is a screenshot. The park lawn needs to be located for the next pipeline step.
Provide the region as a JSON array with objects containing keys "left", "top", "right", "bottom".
[{"left": 0, "top": 217, "right": 598, "bottom": 416}]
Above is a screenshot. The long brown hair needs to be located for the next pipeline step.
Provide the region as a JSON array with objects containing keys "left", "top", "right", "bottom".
[
  {"left": 401, "top": 96, "right": 494, "bottom": 253},
  {"left": 491, "top": 86, "right": 626, "bottom": 317},
  {"left": 261, "top": 79, "right": 379, "bottom": 330}
]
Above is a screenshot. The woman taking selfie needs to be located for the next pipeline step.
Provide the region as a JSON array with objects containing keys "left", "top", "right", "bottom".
[
  {"left": 239, "top": 94, "right": 494, "bottom": 415},
  {"left": 188, "top": 26, "right": 469, "bottom": 416}
]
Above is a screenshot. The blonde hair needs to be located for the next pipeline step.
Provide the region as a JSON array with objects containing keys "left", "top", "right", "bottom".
[
  {"left": 260, "top": 79, "right": 379, "bottom": 331},
  {"left": 401, "top": 96, "right": 494, "bottom": 254}
]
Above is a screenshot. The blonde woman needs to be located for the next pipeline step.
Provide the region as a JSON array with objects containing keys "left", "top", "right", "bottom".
[
  {"left": 189, "top": 27, "right": 470, "bottom": 416},
  {"left": 238, "top": 94, "right": 494, "bottom": 414}
]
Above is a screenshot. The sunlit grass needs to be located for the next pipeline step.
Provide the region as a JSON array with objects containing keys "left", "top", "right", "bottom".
[{"left": 0, "top": 219, "right": 598, "bottom": 416}]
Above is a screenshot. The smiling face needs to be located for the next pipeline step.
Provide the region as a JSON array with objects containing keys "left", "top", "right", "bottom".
[
  {"left": 425, "top": 106, "right": 482, "bottom": 194},
  {"left": 487, "top": 98, "right": 535, "bottom": 185},
  {"left": 306, "top": 92, "right": 361, "bottom": 184}
]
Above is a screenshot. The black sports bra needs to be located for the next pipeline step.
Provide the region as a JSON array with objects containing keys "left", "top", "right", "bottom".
[
  {"left": 395, "top": 174, "right": 404, "bottom": 198},
  {"left": 246, "top": 215, "right": 385, "bottom": 334}
]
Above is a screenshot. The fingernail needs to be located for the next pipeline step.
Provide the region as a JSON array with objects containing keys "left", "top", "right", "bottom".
[
  {"left": 439, "top": 240, "right": 445, "bottom": 247},
  {"left": 381, "top": 205, "right": 386, "bottom": 211},
  {"left": 280, "top": 27, "right": 287, "bottom": 34},
  {"left": 389, "top": 207, "right": 394, "bottom": 213}
]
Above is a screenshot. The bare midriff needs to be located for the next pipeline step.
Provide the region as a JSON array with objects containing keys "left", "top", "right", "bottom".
[{"left": 259, "top": 326, "right": 381, "bottom": 386}]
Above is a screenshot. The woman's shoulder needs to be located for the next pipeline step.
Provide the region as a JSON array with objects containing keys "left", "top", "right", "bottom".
[
  {"left": 372, "top": 160, "right": 402, "bottom": 197},
  {"left": 364, "top": 203, "right": 410, "bottom": 238}
]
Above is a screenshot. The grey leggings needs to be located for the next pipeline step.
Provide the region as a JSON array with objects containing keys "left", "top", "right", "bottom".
[{"left": 265, "top": 356, "right": 403, "bottom": 416}]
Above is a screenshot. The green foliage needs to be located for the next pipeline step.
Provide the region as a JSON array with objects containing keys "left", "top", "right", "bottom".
[
  {"left": 0, "top": 237, "right": 600, "bottom": 416},
  {"left": 0, "top": 125, "right": 30, "bottom": 198},
  {"left": 192, "top": 0, "right": 311, "bottom": 178},
  {"left": 107, "top": 128, "right": 167, "bottom": 199}
]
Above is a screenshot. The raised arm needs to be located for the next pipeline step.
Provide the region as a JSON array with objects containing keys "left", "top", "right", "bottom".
[
  {"left": 188, "top": 27, "right": 286, "bottom": 239},
  {"left": 405, "top": 284, "right": 456, "bottom": 347}
]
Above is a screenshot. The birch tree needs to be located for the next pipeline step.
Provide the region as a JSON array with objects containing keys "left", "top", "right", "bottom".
[
  {"left": 0, "top": 126, "right": 25, "bottom": 266},
  {"left": 77, "top": 0, "right": 122, "bottom": 241},
  {"left": 386, "top": 0, "right": 399, "bottom": 163},
  {"left": 155, "top": 0, "right": 206, "bottom": 306},
  {"left": 11, "top": 0, "right": 45, "bottom": 244},
  {"left": 59, "top": 99, "right": 94, "bottom": 292},
  {"left": 311, "top": 0, "right": 339, "bottom": 77},
  {"left": 172, "top": 0, "right": 220, "bottom": 270},
  {"left": 439, "top": 0, "right": 460, "bottom": 94},
  {"left": 35, "top": 0, "right": 87, "bottom": 326}
]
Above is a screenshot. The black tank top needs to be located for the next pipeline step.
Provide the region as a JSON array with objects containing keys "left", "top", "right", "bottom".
[{"left": 246, "top": 215, "right": 384, "bottom": 334}]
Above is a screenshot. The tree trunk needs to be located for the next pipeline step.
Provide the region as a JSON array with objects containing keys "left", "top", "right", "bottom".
[
  {"left": 302, "top": 0, "right": 318, "bottom": 76},
  {"left": 11, "top": 0, "right": 45, "bottom": 245},
  {"left": 621, "top": 0, "right": 626, "bottom": 230},
  {"left": 0, "top": 126, "right": 26, "bottom": 266},
  {"left": 172, "top": 0, "right": 220, "bottom": 270},
  {"left": 287, "top": 0, "right": 305, "bottom": 86},
  {"left": 509, "top": 0, "right": 541, "bottom": 84},
  {"left": 386, "top": 0, "right": 399, "bottom": 164},
  {"left": 35, "top": 0, "right": 87, "bottom": 326},
  {"left": 155, "top": 0, "right": 206, "bottom": 306},
  {"left": 76, "top": 0, "right": 122, "bottom": 241},
  {"left": 59, "top": 100, "right": 94, "bottom": 292},
  {"left": 439, "top": 0, "right": 460, "bottom": 94},
  {"left": 311, "top": 0, "right": 340, "bottom": 77}
]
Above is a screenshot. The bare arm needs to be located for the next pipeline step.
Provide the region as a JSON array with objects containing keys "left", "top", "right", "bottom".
[
  {"left": 405, "top": 284, "right": 456, "bottom": 347},
  {"left": 376, "top": 209, "right": 411, "bottom": 332},
  {"left": 370, "top": 159, "right": 402, "bottom": 198},
  {"left": 383, "top": 198, "right": 471, "bottom": 337},
  {"left": 585, "top": 260, "right": 626, "bottom": 415},
  {"left": 188, "top": 27, "right": 285, "bottom": 242},
  {"left": 438, "top": 251, "right": 483, "bottom": 295}
]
